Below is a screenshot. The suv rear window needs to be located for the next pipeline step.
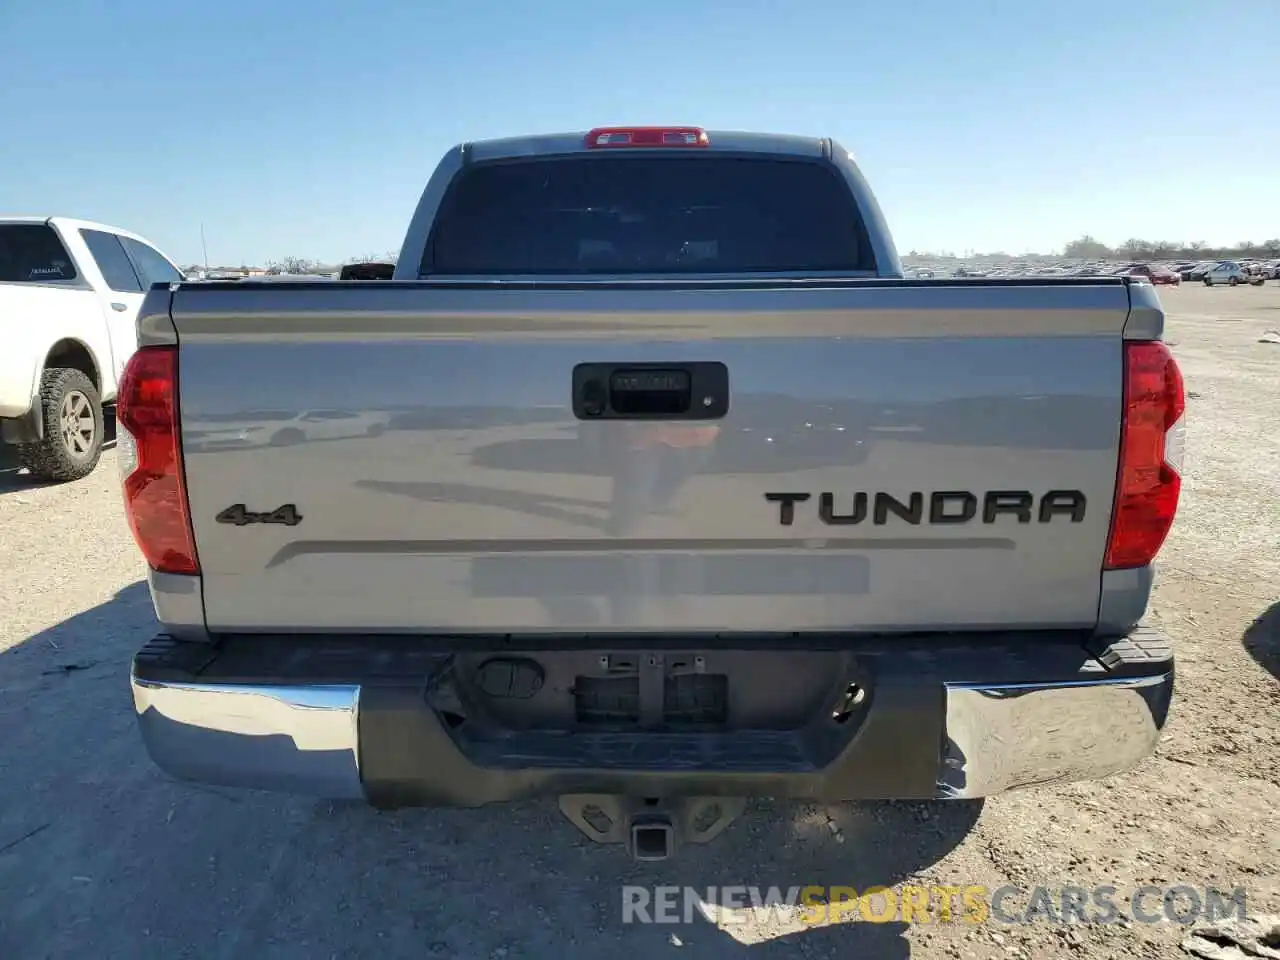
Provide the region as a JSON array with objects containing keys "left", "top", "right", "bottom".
[
  {"left": 0, "top": 224, "right": 78, "bottom": 283},
  {"left": 423, "top": 155, "right": 873, "bottom": 276}
]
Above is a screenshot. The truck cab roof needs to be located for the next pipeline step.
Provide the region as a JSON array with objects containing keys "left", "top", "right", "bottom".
[{"left": 462, "top": 129, "right": 832, "bottom": 162}]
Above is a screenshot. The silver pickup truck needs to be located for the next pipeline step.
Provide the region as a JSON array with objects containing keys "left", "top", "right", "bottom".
[{"left": 122, "top": 127, "right": 1184, "bottom": 861}]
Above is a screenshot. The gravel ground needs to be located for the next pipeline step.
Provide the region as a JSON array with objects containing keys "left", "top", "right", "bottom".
[{"left": 0, "top": 283, "right": 1277, "bottom": 959}]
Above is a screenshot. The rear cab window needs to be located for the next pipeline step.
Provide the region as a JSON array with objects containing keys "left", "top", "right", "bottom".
[
  {"left": 120, "top": 237, "right": 183, "bottom": 287},
  {"left": 0, "top": 224, "right": 79, "bottom": 283},
  {"left": 80, "top": 229, "right": 143, "bottom": 292},
  {"left": 422, "top": 155, "right": 874, "bottom": 276}
]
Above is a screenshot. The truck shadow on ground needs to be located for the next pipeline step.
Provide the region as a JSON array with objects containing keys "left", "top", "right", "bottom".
[
  {"left": 0, "top": 582, "right": 982, "bottom": 959},
  {"left": 0, "top": 411, "right": 116, "bottom": 494},
  {"left": 1242, "top": 599, "right": 1279, "bottom": 680}
]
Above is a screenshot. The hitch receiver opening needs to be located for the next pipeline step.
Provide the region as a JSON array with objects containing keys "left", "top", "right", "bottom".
[{"left": 631, "top": 819, "right": 675, "bottom": 862}]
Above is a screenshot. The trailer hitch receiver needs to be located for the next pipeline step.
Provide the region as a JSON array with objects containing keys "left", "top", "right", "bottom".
[{"left": 559, "top": 794, "right": 745, "bottom": 861}]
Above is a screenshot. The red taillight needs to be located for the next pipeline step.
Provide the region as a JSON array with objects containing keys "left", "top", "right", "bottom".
[
  {"left": 1104, "top": 341, "right": 1185, "bottom": 570},
  {"left": 116, "top": 346, "right": 200, "bottom": 575},
  {"left": 585, "top": 126, "right": 710, "bottom": 148}
]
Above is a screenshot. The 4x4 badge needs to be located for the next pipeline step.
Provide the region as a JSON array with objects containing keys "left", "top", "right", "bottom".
[{"left": 215, "top": 503, "right": 303, "bottom": 527}]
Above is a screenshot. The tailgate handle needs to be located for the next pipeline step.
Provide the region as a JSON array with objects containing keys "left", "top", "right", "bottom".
[{"left": 573, "top": 362, "right": 729, "bottom": 421}]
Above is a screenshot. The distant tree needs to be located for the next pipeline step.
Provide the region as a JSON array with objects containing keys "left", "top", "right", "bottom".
[
  {"left": 1062, "top": 235, "right": 1113, "bottom": 259},
  {"left": 346, "top": 250, "right": 400, "bottom": 265},
  {"left": 343, "top": 249, "right": 400, "bottom": 266},
  {"left": 1116, "top": 238, "right": 1148, "bottom": 260},
  {"left": 267, "top": 256, "right": 320, "bottom": 275}
]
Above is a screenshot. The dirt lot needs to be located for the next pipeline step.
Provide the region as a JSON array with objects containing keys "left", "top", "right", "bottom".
[{"left": 1, "top": 283, "right": 1277, "bottom": 960}]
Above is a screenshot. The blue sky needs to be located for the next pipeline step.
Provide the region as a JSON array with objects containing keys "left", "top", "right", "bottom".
[{"left": 2, "top": 0, "right": 1274, "bottom": 267}]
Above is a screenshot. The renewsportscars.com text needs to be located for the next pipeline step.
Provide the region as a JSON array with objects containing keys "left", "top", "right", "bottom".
[{"left": 621, "top": 884, "right": 1248, "bottom": 926}]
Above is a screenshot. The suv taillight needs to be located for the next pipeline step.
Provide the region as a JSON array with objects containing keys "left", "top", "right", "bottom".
[
  {"left": 116, "top": 346, "right": 200, "bottom": 575},
  {"left": 1104, "top": 340, "right": 1185, "bottom": 569}
]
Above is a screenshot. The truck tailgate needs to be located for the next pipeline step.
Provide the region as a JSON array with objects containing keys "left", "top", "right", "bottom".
[{"left": 170, "top": 279, "right": 1138, "bottom": 634}]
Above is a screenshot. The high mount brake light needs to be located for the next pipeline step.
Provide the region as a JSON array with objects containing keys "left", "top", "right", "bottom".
[
  {"left": 116, "top": 345, "right": 200, "bottom": 575},
  {"left": 585, "top": 126, "right": 710, "bottom": 149},
  {"left": 1103, "top": 340, "right": 1185, "bottom": 570}
]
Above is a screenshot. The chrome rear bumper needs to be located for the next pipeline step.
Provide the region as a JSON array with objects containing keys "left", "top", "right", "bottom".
[
  {"left": 937, "top": 674, "right": 1169, "bottom": 798},
  {"left": 132, "top": 670, "right": 1172, "bottom": 808},
  {"left": 131, "top": 631, "right": 1173, "bottom": 805},
  {"left": 131, "top": 680, "right": 365, "bottom": 799}
]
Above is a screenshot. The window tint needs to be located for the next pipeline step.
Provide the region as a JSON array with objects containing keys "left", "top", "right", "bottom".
[
  {"left": 0, "top": 224, "right": 78, "bottom": 283},
  {"left": 423, "top": 155, "right": 873, "bottom": 276},
  {"left": 121, "top": 237, "right": 183, "bottom": 286},
  {"left": 81, "top": 230, "right": 142, "bottom": 292}
]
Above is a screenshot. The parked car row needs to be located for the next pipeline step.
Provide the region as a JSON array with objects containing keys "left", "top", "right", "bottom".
[{"left": 905, "top": 256, "right": 1280, "bottom": 285}]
